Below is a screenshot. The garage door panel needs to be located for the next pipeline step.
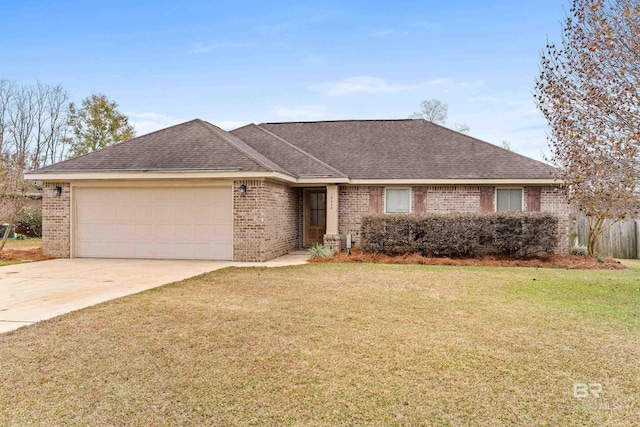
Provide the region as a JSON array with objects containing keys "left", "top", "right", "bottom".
[
  {"left": 214, "top": 205, "right": 232, "bottom": 223},
  {"left": 192, "top": 187, "right": 214, "bottom": 203},
  {"left": 174, "top": 243, "right": 195, "bottom": 259},
  {"left": 211, "top": 243, "right": 233, "bottom": 259},
  {"left": 134, "top": 224, "right": 153, "bottom": 240},
  {"left": 193, "top": 206, "right": 215, "bottom": 224},
  {"left": 114, "top": 223, "right": 136, "bottom": 239},
  {"left": 154, "top": 224, "right": 176, "bottom": 240},
  {"left": 155, "top": 205, "right": 175, "bottom": 223},
  {"left": 170, "top": 188, "right": 190, "bottom": 203},
  {"left": 134, "top": 205, "right": 153, "bottom": 223},
  {"left": 75, "top": 187, "right": 232, "bottom": 260},
  {"left": 213, "top": 187, "right": 232, "bottom": 203},
  {"left": 174, "top": 206, "right": 195, "bottom": 224},
  {"left": 193, "top": 224, "right": 215, "bottom": 241},
  {"left": 214, "top": 224, "right": 233, "bottom": 240},
  {"left": 116, "top": 205, "right": 135, "bottom": 221}
]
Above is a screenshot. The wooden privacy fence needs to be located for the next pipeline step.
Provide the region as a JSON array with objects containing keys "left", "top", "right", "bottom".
[{"left": 575, "top": 214, "right": 640, "bottom": 259}]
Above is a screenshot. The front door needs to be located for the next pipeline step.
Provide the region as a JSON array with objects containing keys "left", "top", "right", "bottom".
[{"left": 305, "top": 189, "right": 326, "bottom": 246}]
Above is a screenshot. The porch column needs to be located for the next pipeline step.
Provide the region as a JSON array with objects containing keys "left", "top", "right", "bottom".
[
  {"left": 323, "top": 184, "right": 341, "bottom": 253},
  {"left": 326, "top": 185, "right": 339, "bottom": 235}
]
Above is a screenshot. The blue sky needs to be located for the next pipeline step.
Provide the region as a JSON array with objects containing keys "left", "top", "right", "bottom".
[{"left": 3, "top": 0, "right": 568, "bottom": 160}]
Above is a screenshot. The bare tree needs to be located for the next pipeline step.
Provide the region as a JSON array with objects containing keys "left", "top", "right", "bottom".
[
  {"left": 534, "top": 0, "right": 640, "bottom": 254},
  {"left": 0, "top": 79, "right": 15, "bottom": 154},
  {"left": 410, "top": 98, "right": 470, "bottom": 133},
  {"left": 410, "top": 99, "right": 448, "bottom": 124},
  {"left": 3, "top": 80, "right": 70, "bottom": 170},
  {"left": 0, "top": 152, "right": 29, "bottom": 250},
  {"left": 453, "top": 123, "right": 471, "bottom": 134}
]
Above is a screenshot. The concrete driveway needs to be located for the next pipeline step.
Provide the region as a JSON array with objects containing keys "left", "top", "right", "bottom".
[{"left": 0, "top": 258, "right": 232, "bottom": 333}]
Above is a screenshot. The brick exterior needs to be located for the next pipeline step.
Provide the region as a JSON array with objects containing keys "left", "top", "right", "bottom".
[
  {"left": 42, "top": 182, "right": 70, "bottom": 258},
  {"left": 39, "top": 180, "right": 570, "bottom": 261},
  {"left": 233, "top": 179, "right": 301, "bottom": 262},
  {"left": 337, "top": 184, "right": 571, "bottom": 254},
  {"left": 323, "top": 234, "right": 341, "bottom": 254},
  {"left": 338, "top": 186, "right": 370, "bottom": 247},
  {"left": 425, "top": 185, "right": 481, "bottom": 213},
  {"left": 540, "top": 186, "right": 571, "bottom": 254}
]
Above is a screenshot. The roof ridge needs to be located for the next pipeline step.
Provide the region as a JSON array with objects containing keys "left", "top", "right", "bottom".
[
  {"left": 415, "top": 119, "right": 554, "bottom": 170},
  {"left": 252, "top": 124, "right": 348, "bottom": 177},
  {"left": 196, "top": 120, "right": 291, "bottom": 175},
  {"left": 261, "top": 118, "right": 417, "bottom": 125}
]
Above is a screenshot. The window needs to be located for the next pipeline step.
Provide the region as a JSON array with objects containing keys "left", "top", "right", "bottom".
[
  {"left": 496, "top": 188, "right": 522, "bottom": 212},
  {"left": 385, "top": 188, "right": 411, "bottom": 213},
  {"left": 308, "top": 191, "right": 326, "bottom": 227}
]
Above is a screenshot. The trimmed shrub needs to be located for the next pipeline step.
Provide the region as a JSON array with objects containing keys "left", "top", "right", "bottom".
[{"left": 360, "top": 212, "right": 558, "bottom": 258}]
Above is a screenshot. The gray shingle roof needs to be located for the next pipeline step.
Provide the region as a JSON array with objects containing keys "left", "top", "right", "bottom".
[
  {"left": 32, "top": 118, "right": 554, "bottom": 180},
  {"left": 257, "top": 119, "right": 554, "bottom": 180},
  {"left": 231, "top": 124, "right": 346, "bottom": 178},
  {"left": 33, "top": 119, "right": 287, "bottom": 174}
]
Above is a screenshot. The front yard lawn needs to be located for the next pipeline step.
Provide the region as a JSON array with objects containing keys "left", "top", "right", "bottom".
[
  {"left": 1, "top": 263, "right": 639, "bottom": 426},
  {"left": 3, "top": 237, "right": 42, "bottom": 250}
]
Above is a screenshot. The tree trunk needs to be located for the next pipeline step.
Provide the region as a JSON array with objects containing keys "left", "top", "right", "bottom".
[
  {"left": 0, "top": 215, "right": 17, "bottom": 252},
  {"left": 587, "top": 215, "right": 606, "bottom": 256}
]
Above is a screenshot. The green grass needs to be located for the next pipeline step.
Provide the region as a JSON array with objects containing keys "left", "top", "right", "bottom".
[{"left": 1, "top": 263, "right": 639, "bottom": 426}]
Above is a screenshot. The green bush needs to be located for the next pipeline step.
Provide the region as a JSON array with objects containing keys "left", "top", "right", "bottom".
[
  {"left": 571, "top": 245, "right": 588, "bottom": 256},
  {"left": 15, "top": 207, "right": 42, "bottom": 237},
  {"left": 360, "top": 212, "right": 559, "bottom": 258},
  {"left": 308, "top": 244, "right": 334, "bottom": 258}
]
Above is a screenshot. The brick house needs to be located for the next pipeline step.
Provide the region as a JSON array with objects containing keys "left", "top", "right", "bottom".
[{"left": 26, "top": 119, "right": 570, "bottom": 262}]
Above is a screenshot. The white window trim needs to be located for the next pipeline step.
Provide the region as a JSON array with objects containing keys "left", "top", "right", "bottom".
[
  {"left": 495, "top": 187, "right": 524, "bottom": 212},
  {"left": 384, "top": 187, "right": 412, "bottom": 214}
]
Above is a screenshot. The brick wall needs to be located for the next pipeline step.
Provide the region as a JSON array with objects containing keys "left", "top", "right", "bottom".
[
  {"left": 337, "top": 184, "right": 571, "bottom": 254},
  {"left": 233, "top": 179, "right": 300, "bottom": 262},
  {"left": 338, "top": 186, "right": 370, "bottom": 246},
  {"left": 42, "top": 182, "right": 70, "bottom": 258},
  {"left": 263, "top": 181, "right": 300, "bottom": 261},
  {"left": 540, "top": 186, "right": 571, "bottom": 254},
  {"left": 425, "top": 185, "right": 481, "bottom": 213}
]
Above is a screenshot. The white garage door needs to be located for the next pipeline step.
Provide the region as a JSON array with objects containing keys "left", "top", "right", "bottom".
[{"left": 74, "top": 187, "right": 232, "bottom": 260}]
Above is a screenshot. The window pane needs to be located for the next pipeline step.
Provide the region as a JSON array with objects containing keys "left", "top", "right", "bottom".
[
  {"left": 318, "top": 192, "right": 325, "bottom": 206},
  {"left": 310, "top": 210, "right": 318, "bottom": 226},
  {"left": 385, "top": 189, "right": 410, "bottom": 213},
  {"left": 318, "top": 209, "right": 326, "bottom": 227},
  {"left": 309, "top": 193, "right": 317, "bottom": 209},
  {"left": 496, "top": 189, "right": 522, "bottom": 211},
  {"left": 510, "top": 189, "right": 522, "bottom": 211},
  {"left": 496, "top": 189, "right": 509, "bottom": 211}
]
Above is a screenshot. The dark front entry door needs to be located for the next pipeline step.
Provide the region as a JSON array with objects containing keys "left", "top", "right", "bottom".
[{"left": 305, "top": 189, "right": 326, "bottom": 246}]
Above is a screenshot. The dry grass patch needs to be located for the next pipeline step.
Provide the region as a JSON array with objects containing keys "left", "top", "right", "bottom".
[
  {"left": 3, "top": 238, "right": 42, "bottom": 251},
  {"left": 1, "top": 264, "right": 639, "bottom": 426},
  {"left": 0, "top": 239, "right": 49, "bottom": 263}
]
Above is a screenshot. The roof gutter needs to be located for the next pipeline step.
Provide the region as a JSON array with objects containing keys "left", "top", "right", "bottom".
[
  {"left": 24, "top": 170, "right": 299, "bottom": 183},
  {"left": 25, "top": 171, "right": 558, "bottom": 186}
]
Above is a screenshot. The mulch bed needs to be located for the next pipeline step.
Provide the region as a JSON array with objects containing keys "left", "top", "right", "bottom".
[
  {"left": 0, "top": 249, "right": 53, "bottom": 262},
  {"left": 310, "top": 250, "right": 626, "bottom": 270}
]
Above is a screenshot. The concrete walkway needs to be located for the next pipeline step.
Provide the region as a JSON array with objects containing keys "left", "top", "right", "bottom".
[{"left": 0, "top": 252, "right": 309, "bottom": 334}]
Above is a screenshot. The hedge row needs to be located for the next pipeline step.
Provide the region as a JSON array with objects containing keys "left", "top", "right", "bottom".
[{"left": 360, "top": 212, "right": 558, "bottom": 258}]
